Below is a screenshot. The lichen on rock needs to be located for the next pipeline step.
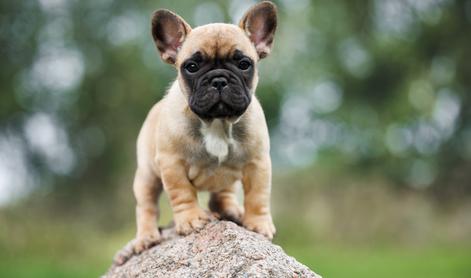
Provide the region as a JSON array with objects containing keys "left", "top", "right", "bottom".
[{"left": 105, "top": 221, "right": 321, "bottom": 278}]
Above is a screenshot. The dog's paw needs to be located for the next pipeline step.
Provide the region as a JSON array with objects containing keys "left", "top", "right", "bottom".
[
  {"left": 213, "top": 204, "right": 244, "bottom": 225},
  {"left": 174, "top": 207, "right": 212, "bottom": 235},
  {"left": 243, "top": 214, "right": 276, "bottom": 240},
  {"left": 113, "top": 230, "right": 161, "bottom": 266},
  {"left": 133, "top": 230, "right": 162, "bottom": 253}
]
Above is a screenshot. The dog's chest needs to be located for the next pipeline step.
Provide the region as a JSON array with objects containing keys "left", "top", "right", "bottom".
[
  {"left": 200, "top": 119, "right": 234, "bottom": 163},
  {"left": 187, "top": 119, "right": 247, "bottom": 165},
  {"left": 186, "top": 119, "right": 247, "bottom": 190}
]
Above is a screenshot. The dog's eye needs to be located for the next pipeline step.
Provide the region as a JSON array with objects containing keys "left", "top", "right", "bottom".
[
  {"left": 185, "top": 62, "right": 199, "bottom": 73},
  {"left": 238, "top": 60, "right": 252, "bottom": 70}
]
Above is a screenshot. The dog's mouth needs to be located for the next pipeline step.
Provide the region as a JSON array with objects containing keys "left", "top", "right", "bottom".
[
  {"left": 189, "top": 86, "right": 251, "bottom": 119},
  {"left": 207, "top": 102, "right": 237, "bottom": 118},
  {"left": 190, "top": 96, "right": 249, "bottom": 119}
]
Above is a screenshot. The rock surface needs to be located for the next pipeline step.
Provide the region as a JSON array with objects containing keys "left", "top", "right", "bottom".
[{"left": 105, "top": 220, "right": 321, "bottom": 278}]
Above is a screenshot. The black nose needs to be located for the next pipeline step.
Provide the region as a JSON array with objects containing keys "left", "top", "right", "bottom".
[{"left": 211, "top": 77, "right": 228, "bottom": 91}]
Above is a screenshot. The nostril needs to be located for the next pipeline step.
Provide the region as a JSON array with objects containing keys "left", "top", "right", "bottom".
[{"left": 211, "top": 77, "right": 228, "bottom": 91}]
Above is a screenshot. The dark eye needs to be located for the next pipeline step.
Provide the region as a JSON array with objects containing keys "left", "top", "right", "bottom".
[
  {"left": 185, "top": 62, "right": 199, "bottom": 73},
  {"left": 238, "top": 59, "right": 252, "bottom": 70}
]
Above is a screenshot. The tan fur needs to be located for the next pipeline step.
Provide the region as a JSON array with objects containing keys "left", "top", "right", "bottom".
[
  {"left": 134, "top": 79, "right": 273, "bottom": 239},
  {"left": 113, "top": 1, "right": 277, "bottom": 265},
  {"left": 177, "top": 24, "right": 259, "bottom": 65}
]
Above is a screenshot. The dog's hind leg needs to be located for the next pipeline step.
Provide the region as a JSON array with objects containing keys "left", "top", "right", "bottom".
[
  {"left": 209, "top": 182, "right": 243, "bottom": 225},
  {"left": 113, "top": 169, "right": 162, "bottom": 265}
]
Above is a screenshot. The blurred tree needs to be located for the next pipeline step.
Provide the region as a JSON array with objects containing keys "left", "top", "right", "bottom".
[{"left": 0, "top": 0, "right": 470, "bottom": 207}]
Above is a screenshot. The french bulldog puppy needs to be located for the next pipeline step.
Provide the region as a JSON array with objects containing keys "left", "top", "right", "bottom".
[{"left": 114, "top": 1, "right": 278, "bottom": 265}]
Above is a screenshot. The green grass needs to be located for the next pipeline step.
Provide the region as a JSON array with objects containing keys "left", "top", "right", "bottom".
[
  {"left": 1, "top": 243, "right": 470, "bottom": 278},
  {"left": 284, "top": 244, "right": 471, "bottom": 278},
  {"left": 1, "top": 179, "right": 470, "bottom": 278},
  {"left": 0, "top": 256, "right": 104, "bottom": 278}
]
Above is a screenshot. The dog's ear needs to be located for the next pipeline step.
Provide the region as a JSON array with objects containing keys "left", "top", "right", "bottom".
[
  {"left": 151, "top": 9, "right": 192, "bottom": 64},
  {"left": 239, "top": 1, "right": 277, "bottom": 59}
]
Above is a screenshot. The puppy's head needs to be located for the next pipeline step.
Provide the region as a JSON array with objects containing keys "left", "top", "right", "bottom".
[{"left": 151, "top": 1, "right": 277, "bottom": 120}]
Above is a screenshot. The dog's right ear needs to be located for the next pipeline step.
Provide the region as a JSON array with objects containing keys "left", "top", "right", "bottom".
[{"left": 151, "top": 9, "right": 192, "bottom": 64}]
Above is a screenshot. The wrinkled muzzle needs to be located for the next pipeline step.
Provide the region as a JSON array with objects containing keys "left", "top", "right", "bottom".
[{"left": 189, "top": 69, "right": 251, "bottom": 119}]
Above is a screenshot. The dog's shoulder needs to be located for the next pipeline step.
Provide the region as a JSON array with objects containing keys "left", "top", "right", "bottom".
[{"left": 239, "top": 97, "right": 270, "bottom": 153}]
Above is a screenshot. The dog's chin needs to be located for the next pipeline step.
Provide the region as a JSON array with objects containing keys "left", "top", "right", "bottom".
[{"left": 190, "top": 101, "right": 249, "bottom": 121}]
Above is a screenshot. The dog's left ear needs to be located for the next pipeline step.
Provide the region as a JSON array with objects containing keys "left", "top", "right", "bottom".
[{"left": 239, "top": 1, "right": 278, "bottom": 59}]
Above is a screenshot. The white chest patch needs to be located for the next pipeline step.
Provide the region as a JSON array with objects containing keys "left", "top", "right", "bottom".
[{"left": 200, "top": 119, "right": 234, "bottom": 163}]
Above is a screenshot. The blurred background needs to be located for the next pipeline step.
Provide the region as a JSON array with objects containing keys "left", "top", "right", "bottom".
[{"left": 1, "top": 0, "right": 471, "bottom": 277}]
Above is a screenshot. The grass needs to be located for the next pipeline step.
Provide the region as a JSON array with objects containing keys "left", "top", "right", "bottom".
[
  {"left": 0, "top": 256, "right": 104, "bottom": 278},
  {"left": 1, "top": 173, "right": 470, "bottom": 278},
  {"left": 1, "top": 243, "right": 470, "bottom": 278},
  {"left": 285, "top": 244, "right": 471, "bottom": 278}
]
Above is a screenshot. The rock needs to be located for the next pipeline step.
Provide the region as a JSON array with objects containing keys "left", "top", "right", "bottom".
[{"left": 105, "top": 220, "right": 321, "bottom": 278}]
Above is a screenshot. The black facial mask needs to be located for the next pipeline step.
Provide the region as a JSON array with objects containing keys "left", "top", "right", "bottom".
[{"left": 180, "top": 50, "right": 254, "bottom": 119}]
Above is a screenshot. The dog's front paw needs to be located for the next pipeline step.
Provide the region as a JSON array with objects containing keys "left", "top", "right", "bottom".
[
  {"left": 113, "top": 230, "right": 161, "bottom": 266},
  {"left": 133, "top": 230, "right": 162, "bottom": 253},
  {"left": 174, "top": 207, "right": 212, "bottom": 235},
  {"left": 243, "top": 214, "right": 276, "bottom": 240}
]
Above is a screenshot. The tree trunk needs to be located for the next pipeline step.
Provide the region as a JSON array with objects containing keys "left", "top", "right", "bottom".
[{"left": 105, "top": 220, "right": 321, "bottom": 278}]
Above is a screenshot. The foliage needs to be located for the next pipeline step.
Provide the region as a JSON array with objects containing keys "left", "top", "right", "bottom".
[
  {"left": 1, "top": 0, "right": 471, "bottom": 277},
  {"left": 1, "top": 0, "right": 470, "bottom": 202}
]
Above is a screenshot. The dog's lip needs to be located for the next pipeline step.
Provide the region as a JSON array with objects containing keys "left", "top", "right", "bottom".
[
  {"left": 210, "top": 102, "right": 229, "bottom": 112},
  {"left": 207, "top": 96, "right": 248, "bottom": 112},
  {"left": 206, "top": 101, "right": 233, "bottom": 115}
]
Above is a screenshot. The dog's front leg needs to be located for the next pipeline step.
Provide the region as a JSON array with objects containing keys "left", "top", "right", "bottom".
[
  {"left": 242, "top": 155, "right": 276, "bottom": 239},
  {"left": 160, "top": 156, "right": 211, "bottom": 235}
]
